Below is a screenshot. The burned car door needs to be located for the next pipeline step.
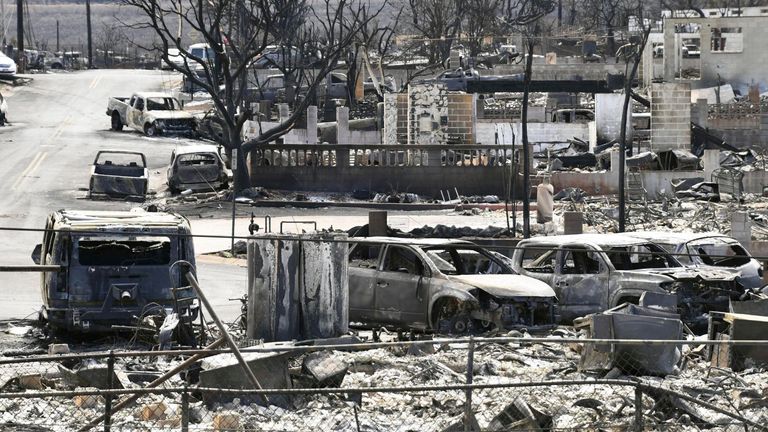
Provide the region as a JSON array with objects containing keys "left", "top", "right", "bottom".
[
  {"left": 374, "top": 245, "right": 430, "bottom": 328},
  {"left": 517, "top": 244, "right": 557, "bottom": 286},
  {"left": 348, "top": 243, "right": 382, "bottom": 324},
  {"left": 553, "top": 245, "right": 610, "bottom": 322}
]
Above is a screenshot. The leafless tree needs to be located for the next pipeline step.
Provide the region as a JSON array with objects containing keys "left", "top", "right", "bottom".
[
  {"left": 97, "top": 22, "right": 125, "bottom": 67},
  {"left": 404, "top": 0, "right": 465, "bottom": 65},
  {"left": 502, "top": 0, "right": 556, "bottom": 238},
  {"left": 123, "top": 0, "right": 380, "bottom": 191},
  {"left": 616, "top": 0, "right": 651, "bottom": 232},
  {"left": 464, "top": 0, "right": 504, "bottom": 57}
]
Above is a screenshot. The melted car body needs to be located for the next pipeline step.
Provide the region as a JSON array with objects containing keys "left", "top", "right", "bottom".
[
  {"left": 348, "top": 237, "right": 557, "bottom": 333},
  {"left": 512, "top": 234, "right": 745, "bottom": 331}
]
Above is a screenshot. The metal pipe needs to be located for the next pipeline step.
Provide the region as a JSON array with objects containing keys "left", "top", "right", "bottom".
[
  {"left": 76, "top": 337, "right": 226, "bottom": 432},
  {"left": 633, "top": 387, "right": 643, "bottom": 432},
  {"left": 185, "top": 274, "right": 265, "bottom": 397},
  {"left": 0, "top": 265, "right": 62, "bottom": 272},
  {"left": 464, "top": 336, "right": 475, "bottom": 432}
]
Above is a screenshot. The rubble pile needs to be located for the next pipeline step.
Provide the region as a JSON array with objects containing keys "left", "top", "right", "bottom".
[{"left": 0, "top": 333, "right": 765, "bottom": 431}]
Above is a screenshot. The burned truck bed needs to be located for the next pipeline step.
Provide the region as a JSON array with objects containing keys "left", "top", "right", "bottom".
[{"left": 89, "top": 151, "right": 148, "bottom": 199}]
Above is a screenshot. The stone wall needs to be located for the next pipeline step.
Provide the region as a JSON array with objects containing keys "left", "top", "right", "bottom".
[{"left": 408, "top": 83, "right": 448, "bottom": 145}]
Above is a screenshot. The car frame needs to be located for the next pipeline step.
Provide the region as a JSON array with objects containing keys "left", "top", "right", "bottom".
[
  {"left": 167, "top": 144, "right": 232, "bottom": 193},
  {"left": 624, "top": 231, "right": 763, "bottom": 290},
  {"left": 511, "top": 234, "right": 746, "bottom": 330},
  {"left": 348, "top": 237, "right": 558, "bottom": 334}
]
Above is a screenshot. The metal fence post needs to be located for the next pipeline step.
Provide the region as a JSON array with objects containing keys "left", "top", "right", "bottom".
[
  {"left": 181, "top": 385, "right": 189, "bottom": 432},
  {"left": 634, "top": 386, "right": 643, "bottom": 432},
  {"left": 103, "top": 351, "right": 114, "bottom": 432},
  {"left": 464, "top": 336, "right": 475, "bottom": 432}
]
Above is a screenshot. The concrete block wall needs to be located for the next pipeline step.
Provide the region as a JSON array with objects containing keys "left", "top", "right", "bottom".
[
  {"left": 397, "top": 93, "right": 408, "bottom": 144},
  {"left": 383, "top": 93, "right": 398, "bottom": 145},
  {"left": 651, "top": 83, "right": 692, "bottom": 151},
  {"left": 446, "top": 93, "right": 476, "bottom": 144}
]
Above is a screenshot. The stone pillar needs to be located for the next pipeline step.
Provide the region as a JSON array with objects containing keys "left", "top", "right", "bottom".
[
  {"left": 731, "top": 212, "right": 752, "bottom": 254},
  {"left": 383, "top": 93, "right": 398, "bottom": 145},
  {"left": 563, "top": 211, "right": 584, "bottom": 234},
  {"left": 335, "top": 106, "right": 350, "bottom": 167},
  {"left": 702, "top": 149, "right": 720, "bottom": 180},
  {"left": 306, "top": 106, "right": 318, "bottom": 144}
]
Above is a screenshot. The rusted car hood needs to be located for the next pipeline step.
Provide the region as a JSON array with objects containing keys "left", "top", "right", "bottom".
[{"left": 447, "top": 275, "right": 556, "bottom": 298}]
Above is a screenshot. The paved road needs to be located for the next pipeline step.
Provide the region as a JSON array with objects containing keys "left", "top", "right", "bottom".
[{"left": 0, "top": 70, "right": 245, "bottom": 323}]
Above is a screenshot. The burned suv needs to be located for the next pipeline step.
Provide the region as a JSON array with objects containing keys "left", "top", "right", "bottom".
[
  {"left": 32, "top": 209, "right": 199, "bottom": 332},
  {"left": 348, "top": 238, "right": 558, "bottom": 334},
  {"left": 512, "top": 234, "right": 746, "bottom": 330}
]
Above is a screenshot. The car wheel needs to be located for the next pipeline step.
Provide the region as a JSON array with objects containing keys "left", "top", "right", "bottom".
[
  {"left": 51, "top": 63, "right": 63, "bottom": 70},
  {"left": 111, "top": 113, "right": 123, "bottom": 131},
  {"left": 144, "top": 122, "right": 159, "bottom": 137}
]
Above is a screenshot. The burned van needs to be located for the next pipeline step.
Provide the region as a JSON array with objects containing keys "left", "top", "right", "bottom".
[{"left": 32, "top": 209, "right": 198, "bottom": 332}]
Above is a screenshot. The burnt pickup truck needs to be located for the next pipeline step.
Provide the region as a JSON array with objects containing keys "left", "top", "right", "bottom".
[
  {"left": 512, "top": 234, "right": 747, "bottom": 331},
  {"left": 89, "top": 151, "right": 148, "bottom": 198},
  {"left": 107, "top": 92, "right": 196, "bottom": 136},
  {"left": 349, "top": 237, "right": 558, "bottom": 334}
]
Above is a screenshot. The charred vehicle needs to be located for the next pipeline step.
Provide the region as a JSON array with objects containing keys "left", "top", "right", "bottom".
[
  {"left": 107, "top": 92, "right": 196, "bottom": 136},
  {"left": 31, "top": 210, "right": 198, "bottom": 332},
  {"left": 89, "top": 151, "right": 148, "bottom": 198},
  {"left": 348, "top": 238, "right": 558, "bottom": 334},
  {"left": 167, "top": 145, "right": 232, "bottom": 193},
  {"left": 625, "top": 232, "right": 763, "bottom": 291},
  {"left": 512, "top": 234, "right": 747, "bottom": 330}
]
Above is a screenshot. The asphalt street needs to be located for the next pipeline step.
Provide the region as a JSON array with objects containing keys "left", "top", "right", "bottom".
[{"left": 0, "top": 69, "right": 246, "bottom": 323}]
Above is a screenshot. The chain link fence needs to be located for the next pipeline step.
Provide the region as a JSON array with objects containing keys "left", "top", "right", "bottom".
[{"left": 0, "top": 336, "right": 766, "bottom": 431}]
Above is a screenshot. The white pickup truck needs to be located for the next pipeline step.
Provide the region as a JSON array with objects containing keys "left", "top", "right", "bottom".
[{"left": 106, "top": 92, "right": 197, "bottom": 136}]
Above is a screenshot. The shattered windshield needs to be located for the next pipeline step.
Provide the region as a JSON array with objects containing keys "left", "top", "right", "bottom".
[
  {"left": 422, "top": 246, "right": 512, "bottom": 275},
  {"left": 177, "top": 153, "right": 218, "bottom": 166},
  {"left": 686, "top": 237, "right": 751, "bottom": 267},
  {"left": 146, "top": 98, "right": 179, "bottom": 111},
  {"left": 76, "top": 237, "right": 171, "bottom": 266},
  {"left": 605, "top": 243, "right": 678, "bottom": 270}
]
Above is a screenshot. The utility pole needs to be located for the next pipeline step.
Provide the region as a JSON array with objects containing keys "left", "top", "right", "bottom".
[
  {"left": 16, "top": 0, "right": 22, "bottom": 72},
  {"left": 56, "top": 20, "right": 59, "bottom": 53},
  {"left": 86, "top": 0, "right": 92, "bottom": 68}
]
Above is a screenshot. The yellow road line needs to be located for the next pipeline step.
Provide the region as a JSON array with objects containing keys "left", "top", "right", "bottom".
[{"left": 11, "top": 152, "right": 46, "bottom": 190}]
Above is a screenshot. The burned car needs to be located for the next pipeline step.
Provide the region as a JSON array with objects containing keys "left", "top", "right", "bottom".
[
  {"left": 512, "top": 234, "right": 747, "bottom": 331},
  {"left": 89, "top": 151, "right": 148, "bottom": 199},
  {"left": 167, "top": 145, "right": 232, "bottom": 194},
  {"left": 625, "top": 232, "right": 763, "bottom": 290},
  {"left": 31, "top": 209, "right": 198, "bottom": 332},
  {"left": 348, "top": 238, "right": 557, "bottom": 334}
]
